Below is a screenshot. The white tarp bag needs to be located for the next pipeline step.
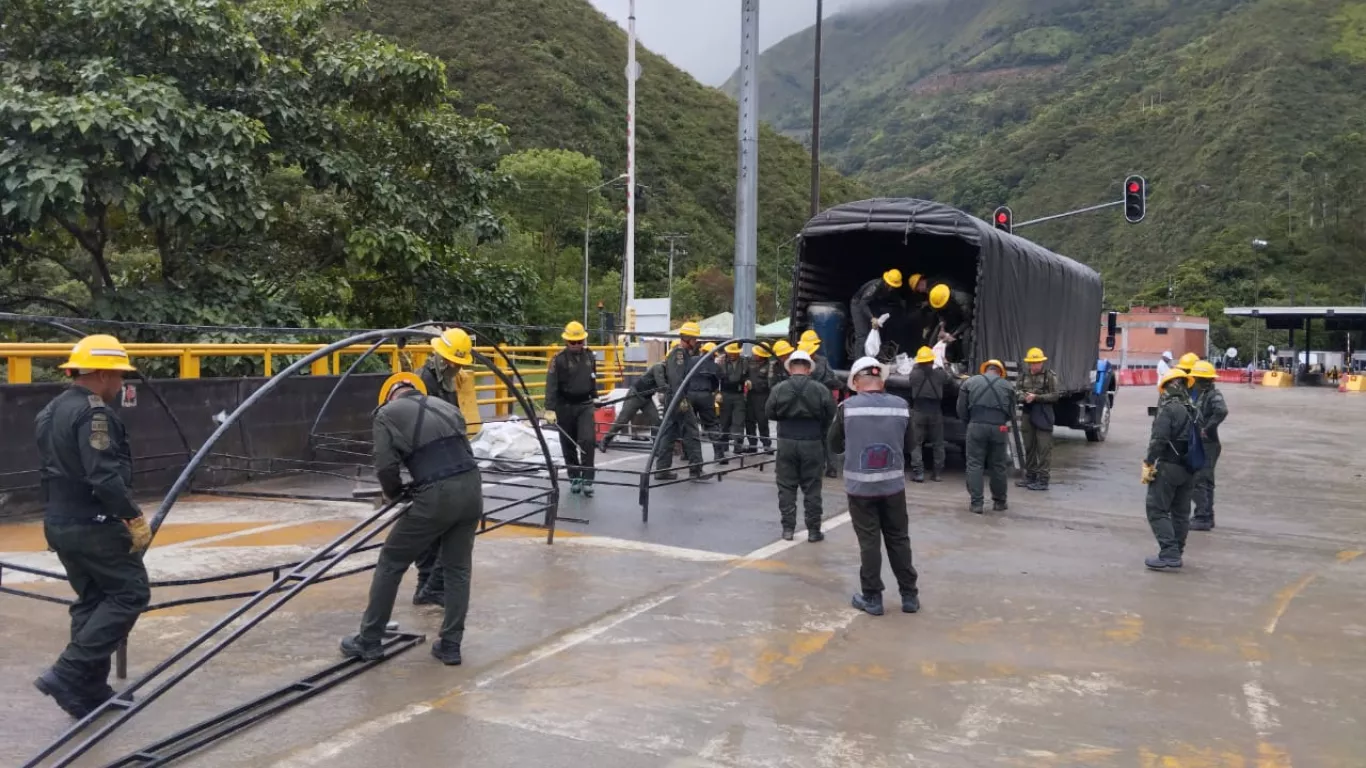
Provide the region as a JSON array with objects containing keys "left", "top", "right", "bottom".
[
  {"left": 864, "top": 313, "right": 890, "bottom": 358},
  {"left": 894, "top": 353, "right": 913, "bottom": 376},
  {"left": 471, "top": 418, "right": 564, "bottom": 472}
]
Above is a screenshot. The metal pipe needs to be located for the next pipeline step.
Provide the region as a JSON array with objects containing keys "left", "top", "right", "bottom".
[{"left": 1012, "top": 199, "right": 1123, "bottom": 229}]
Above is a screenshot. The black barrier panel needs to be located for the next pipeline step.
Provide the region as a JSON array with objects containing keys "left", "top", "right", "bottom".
[{"left": 0, "top": 374, "right": 390, "bottom": 518}]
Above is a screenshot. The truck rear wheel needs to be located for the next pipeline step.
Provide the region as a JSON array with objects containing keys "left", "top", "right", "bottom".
[{"left": 1085, "top": 395, "right": 1112, "bottom": 442}]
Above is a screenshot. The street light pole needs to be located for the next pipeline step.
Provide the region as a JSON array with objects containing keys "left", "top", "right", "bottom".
[
  {"left": 810, "top": 0, "right": 823, "bottom": 218},
  {"left": 1252, "top": 238, "right": 1269, "bottom": 365},
  {"left": 624, "top": 0, "right": 640, "bottom": 324}
]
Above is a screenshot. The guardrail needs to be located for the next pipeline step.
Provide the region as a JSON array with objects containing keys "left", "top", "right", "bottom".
[{"left": 0, "top": 342, "right": 646, "bottom": 413}]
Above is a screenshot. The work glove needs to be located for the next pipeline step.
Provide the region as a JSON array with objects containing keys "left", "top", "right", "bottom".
[
  {"left": 678, "top": 398, "right": 691, "bottom": 413},
  {"left": 1140, "top": 462, "right": 1157, "bottom": 485},
  {"left": 743, "top": 381, "right": 752, "bottom": 395},
  {"left": 125, "top": 515, "right": 153, "bottom": 553},
  {"left": 543, "top": 410, "right": 558, "bottom": 425}
]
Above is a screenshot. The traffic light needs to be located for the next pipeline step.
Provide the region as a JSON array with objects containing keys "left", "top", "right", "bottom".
[
  {"left": 1124, "top": 175, "right": 1146, "bottom": 223},
  {"left": 992, "top": 206, "right": 1013, "bottom": 234}
]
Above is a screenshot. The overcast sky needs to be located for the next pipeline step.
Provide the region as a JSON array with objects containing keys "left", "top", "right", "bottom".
[{"left": 587, "top": 0, "right": 873, "bottom": 85}]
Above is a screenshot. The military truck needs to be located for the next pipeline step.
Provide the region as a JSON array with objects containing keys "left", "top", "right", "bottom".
[{"left": 790, "top": 198, "right": 1117, "bottom": 442}]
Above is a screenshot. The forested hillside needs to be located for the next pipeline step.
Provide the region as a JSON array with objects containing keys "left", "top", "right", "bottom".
[
  {"left": 0, "top": 0, "right": 861, "bottom": 358},
  {"left": 740, "top": 0, "right": 1366, "bottom": 350}
]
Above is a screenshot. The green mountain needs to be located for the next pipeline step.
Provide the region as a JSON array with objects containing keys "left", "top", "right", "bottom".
[
  {"left": 739, "top": 0, "right": 1366, "bottom": 349},
  {"left": 354, "top": 0, "right": 865, "bottom": 321}
]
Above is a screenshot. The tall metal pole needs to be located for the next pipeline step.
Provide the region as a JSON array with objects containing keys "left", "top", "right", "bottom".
[
  {"left": 809, "top": 0, "right": 823, "bottom": 218},
  {"left": 583, "top": 198, "right": 592, "bottom": 325},
  {"left": 623, "top": 0, "right": 639, "bottom": 324},
  {"left": 733, "top": 0, "right": 760, "bottom": 344}
]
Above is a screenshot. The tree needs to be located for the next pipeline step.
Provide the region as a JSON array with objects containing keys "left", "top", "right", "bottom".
[
  {"left": 0, "top": 0, "right": 507, "bottom": 317},
  {"left": 496, "top": 149, "right": 604, "bottom": 284}
]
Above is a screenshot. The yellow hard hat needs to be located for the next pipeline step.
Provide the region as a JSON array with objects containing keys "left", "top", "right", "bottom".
[
  {"left": 908, "top": 273, "right": 924, "bottom": 291},
  {"left": 800, "top": 329, "right": 820, "bottom": 345},
  {"left": 430, "top": 328, "right": 473, "bottom": 366},
  {"left": 1190, "top": 360, "right": 1218, "bottom": 379},
  {"left": 1178, "top": 352, "right": 1201, "bottom": 369},
  {"left": 883, "top": 269, "right": 903, "bottom": 289},
  {"left": 562, "top": 320, "right": 588, "bottom": 342},
  {"left": 929, "top": 284, "right": 951, "bottom": 310},
  {"left": 678, "top": 321, "right": 701, "bottom": 338},
  {"left": 701, "top": 342, "right": 717, "bottom": 353},
  {"left": 772, "top": 339, "right": 795, "bottom": 357},
  {"left": 60, "top": 335, "right": 136, "bottom": 372},
  {"left": 752, "top": 344, "right": 772, "bottom": 359},
  {"left": 914, "top": 346, "right": 935, "bottom": 364},
  {"left": 724, "top": 343, "right": 742, "bottom": 355},
  {"left": 1158, "top": 367, "right": 1195, "bottom": 391},
  {"left": 980, "top": 359, "right": 1006, "bottom": 375},
  {"left": 378, "top": 371, "right": 427, "bottom": 406},
  {"left": 798, "top": 339, "right": 820, "bottom": 355},
  {"left": 1024, "top": 347, "right": 1047, "bottom": 363}
]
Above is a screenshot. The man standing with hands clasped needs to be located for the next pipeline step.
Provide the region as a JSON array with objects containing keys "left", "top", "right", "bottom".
[{"left": 828, "top": 357, "right": 921, "bottom": 616}]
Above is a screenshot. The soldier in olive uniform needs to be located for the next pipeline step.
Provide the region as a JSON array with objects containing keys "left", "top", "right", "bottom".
[
  {"left": 744, "top": 345, "right": 775, "bottom": 451},
  {"left": 906, "top": 346, "right": 948, "bottom": 482},
  {"left": 851, "top": 270, "right": 904, "bottom": 359},
  {"left": 342, "top": 372, "right": 483, "bottom": 666},
  {"left": 692, "top": 342, "right": 726, "bottom": 464},
  {"left": 766, "top": 350, "right": 837, "bottom": 541},
  {"left": 1189, "top": 361, "right": 1228, "bottom": 531},
  {"left": 1141, "top": 368, "right": 1200, "bottom": 570},
  {"left": 655, "top": 325, "right": 706, "bottom": 481},
  {"left": 34, "top": 335, "right": 152, "bottom": 718},
  {"left": 600, "top": 360, "right": 664, "bottom": 450},
  {"left": 768, "top": 339, "right": 795, "bottom": 389},
  {"left": 1016, "top": 347, "right": 1060, "bottom": 491},
  {"left": 718, "top": 344, "right": 749, "bottom": 460},
  {"left": 546, "top": 321, "right": 600, "bottom": 496},
  {"left": 412, "top": 328, "right": 475, "bottom": 607},
  {"left": 957, "top": 359, "right": 1014, "bottom": 514}
]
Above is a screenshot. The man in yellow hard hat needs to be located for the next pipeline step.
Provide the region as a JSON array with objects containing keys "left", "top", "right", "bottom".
[
  {"left": 850, "top": 269, "right": 904, "bottom": 359},
  {"left": 906, "top": 345, "right": 948, "bottom": 482},
  {"left": 768, "top": 338, "right": 795, "bottom": 389},
  {"left": 546, "top": 321, "right": 600, "bottom": 496},
  {"left": 1015, "top": 347, "right": 1060, "bottom": 491},
  {"left": 957, "top": 359, "right": 1013, "bottom": 514},
  {"left": 799, "top": 330, "right": 844, "bottom": 478},
  {"left": 766, "top": 350, "right": 836, "bottom": 541},
  {"left": 655, "top": 322, "right": 706, "bottom": 480},
  {"left": 925, "top": 283, "right": 973, "bottom": 360},
  {"left": 600, "top": 359, "right": 664, "bottom": 451},
  {"left": 717, "top": 343, "right": 749, "bottom": 462},
  {"left": 34, "top": 335, "right": 151, "bottom": 718},
  {"left": 1141, "top": 367, "right": 1199, "bottom": 571},
  {"left": 744, "top": 343, "right": 775, "bottom": 452},
  {"left": 1188, "top": 360, "right": 1227, "bottom": 532},
  {"left": 412, "top": 327, "right": 475, "bottom": 606},
  {"left": 343, "top": 371, "right": 482, "bottom": 666},
  {"left": 1178, "top": 352, "right": 1201, "bottom": 371}
]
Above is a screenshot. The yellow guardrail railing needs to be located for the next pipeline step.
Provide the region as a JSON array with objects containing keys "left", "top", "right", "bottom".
[{"left": 0, "top": 343, "right": 648, "bottom": 416}]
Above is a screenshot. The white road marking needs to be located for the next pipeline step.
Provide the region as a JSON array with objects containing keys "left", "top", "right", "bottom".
[
  {"left": 556, "top": 536, "right": 736, "bottom": 562},
  {"left": 1241, "top": 661, "right": 1281, "bottom": 737},
  {"left": 270, "top": 511, "right": 853, "bottom": 768}
]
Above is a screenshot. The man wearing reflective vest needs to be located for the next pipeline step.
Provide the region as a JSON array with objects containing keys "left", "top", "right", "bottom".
[
  {"left": 828, "top": 356, "right": 921, "bottom": 616},
  {"left": 342, "top": 372, "right": 483, "bottom": 666},
  {"left": 957, "top": 359, "right": 1014, "bottom": 514},
  {"left": 34, "top": 335, "right": 151, "bottom": 718}
]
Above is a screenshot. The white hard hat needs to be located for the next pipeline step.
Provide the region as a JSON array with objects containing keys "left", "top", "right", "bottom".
[
  {"left": 785, "top": 349, "right": 814, "bottom": 372},
  {"left": 847, "top": 356, "right": 887, "bottom": 389},
  {"left": 1161, "top": 350, "right": 1173, "bottom": 360}
]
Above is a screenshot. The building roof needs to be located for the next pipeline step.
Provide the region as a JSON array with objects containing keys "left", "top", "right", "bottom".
[{"left": 1224, "top": 306, "right": 1366, "bottom": 331}]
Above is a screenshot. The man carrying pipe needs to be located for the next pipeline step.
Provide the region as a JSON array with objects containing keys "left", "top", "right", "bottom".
[
  {"left": 33, "top": 334, "right": 152, "bottom": 719},
  {"left": 342, "top": 372, "right": 483, "bottom": 666},
  {"left": 411, "top": 327, "right": 474, "bottom": 607},
  {"left": 545, "top": 321, "right": 600, "bottom": 496},
  {"left": 600, "top": 360, "right": 665, "bottom": 451}
]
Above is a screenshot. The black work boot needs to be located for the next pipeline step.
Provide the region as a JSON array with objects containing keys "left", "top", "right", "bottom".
[
  {"left": 718, "top": 454, "right": 730, "bottom": 466},
  {"left": 781, "top": 528, "right": 795, "bottom": 541},
  {"left": 655, "top": 470, "right": 678, "bottom": 481},
  {"left": 807, "top": 528, "right": 824, "bottom": 543},
  {"left": 597, "top": 438, "right": 610, "bottom": 453},
  {"left": 1016, "top": 472, "right": 1036, "bottom": 488},
  {"left": 1028, "top": 479, "right": 1049, "bottom": 491},
  {"left": 35, "top": 669, "right": 96, "bottom": 719},
  {"left": 992, "top": 499, "right": 1009, "bottom": 512},
  {"left": 414, "top": 589, "right": 444, "bottom": 606},
  {"left": 1190, "top": 518, "right": 1214, "bottom": 531},
  {"left": 911, "top": 469, "right": 926, "bottom": 483},
  {"left": 340, "top": 634, "right": 384, "bottom": 662},
  {"left": 430, "top": 640, "right": 462, "bottom": 666},
  {"left": 582, "top": 480, "right": 595, "bottom": 498},
  {"left": 824, "top": 466, "right": 838, "bottom": 479},
  {"left": 852, "top": 593, "right": 885, "bottom": 616},
  {"left": 930, "top": 469, "right": 942, "bottom": 482},
  {"left": 689, "top": 470, "right": 708, "bottom": 482},
  {"left": 1144, "top": 555, "right": 1183, "bottom": 571},
  {"left": 970, "top": 502, "right": 985, "bottom": 515},
  {"left": 902, "top": 595, "right": 921, "bottom": 614}
]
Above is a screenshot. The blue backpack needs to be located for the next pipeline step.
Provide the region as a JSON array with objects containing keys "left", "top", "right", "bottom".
[{"left": 1183, "top": 404, "right": 1206, "bottom": 472}]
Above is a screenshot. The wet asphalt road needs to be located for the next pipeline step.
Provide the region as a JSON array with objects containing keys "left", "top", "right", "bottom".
[{"left": 2, "top": 385, "right": 1364, "bottom": 767}]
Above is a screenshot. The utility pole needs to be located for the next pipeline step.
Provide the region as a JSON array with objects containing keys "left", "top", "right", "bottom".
[
  {"left": 809, "top": 0, "right": 823, "bottom": 218},
  {"left": 623, "top": 0, "right": 640, "bottom": 326},
  {"left": 733, "top": 0, "right": 760, "bottom": 344},
  {"left": 660, "top": 233, "right": 689, "bottom": 316}
]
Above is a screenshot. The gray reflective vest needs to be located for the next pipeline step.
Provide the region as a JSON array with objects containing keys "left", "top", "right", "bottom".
[{"left": 841, "top": 391, "right": 910, "bottom": 497}]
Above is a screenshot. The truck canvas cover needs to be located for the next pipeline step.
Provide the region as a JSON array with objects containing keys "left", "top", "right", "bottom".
[{"left": 796, "top": 198, "right": 1104, "bottom": 394}]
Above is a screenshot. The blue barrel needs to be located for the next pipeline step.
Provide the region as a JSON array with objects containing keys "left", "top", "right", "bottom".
[{"left": 808, "top": 302, "right": 848, "bottom": 370}]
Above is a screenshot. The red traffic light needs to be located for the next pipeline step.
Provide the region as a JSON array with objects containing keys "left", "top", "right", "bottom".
[
  {"left": 996, "top": 212, "right": 1008, "bottom": 223},
  {"left": 1127, "top": 181, "right": 1140, "bottom": 193}
]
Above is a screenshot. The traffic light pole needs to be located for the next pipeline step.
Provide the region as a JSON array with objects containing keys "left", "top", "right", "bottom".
[{"left": 1012, "top": 199, "right": 1123, "bottom": 230}]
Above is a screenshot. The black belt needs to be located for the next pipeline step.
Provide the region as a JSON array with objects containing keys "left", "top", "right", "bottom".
[
  {"left": 404, "top": 435, "right": 477, "bottom": 487},
  {"left": 558, "top": 394, "right": 594, "bottom": 406},
  {"left": 777, "top": 419, "right": 823, "bottom": 440}
]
